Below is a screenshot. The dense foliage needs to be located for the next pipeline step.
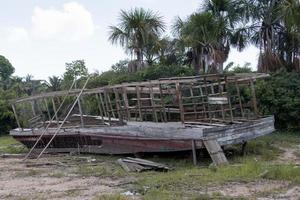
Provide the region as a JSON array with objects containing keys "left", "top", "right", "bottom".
[{"left": 256, "top": 70, "right": 300, "bottom": 130}]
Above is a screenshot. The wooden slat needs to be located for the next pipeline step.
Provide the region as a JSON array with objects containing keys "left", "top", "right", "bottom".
[{"left": 203, "top": 139, "right": 228, "bottom": 166}]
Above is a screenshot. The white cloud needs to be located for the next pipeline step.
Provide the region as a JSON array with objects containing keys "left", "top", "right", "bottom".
[
  {"left": 0, "top": 27, "right": 29, "bottom": 43},
  {"left": 31, "top": 2, "right": 95, "bottom": 41}
]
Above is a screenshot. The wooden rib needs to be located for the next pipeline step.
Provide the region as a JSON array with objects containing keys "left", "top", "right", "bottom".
[
  {"left": 43, "top": 98, "right": 52, "bottom": 123},
  {"left": 136, "top": 86, "right": 143, "bottom": 121},
  {"left": 95, "top": 93, "right": 104, "bottom": 122},
  {"left": 235, "top": 78, "right": 244, "bottom": 118},
  {"left": 77, "top": 97, "right": 84, "bottom": 128},
  {"left": 175, "top": 82, "right": 184, "bottom": 123},
  {"left": 12, "top": 104, "right": 21, "bottom": 129},
  {"left": 99, "top": 92, "right": 108, "bottom": 117},
  {"left": 218, "top": 77, "right": 225, "bottom": 121},
  {"left": 122, "top": 86, "right": 130, "bottom": 120},
  {"left": 103, "top": 90, "right": 111, "bottom": 124},
  {"left": 113, "top": 88, "right": 123, "bottom": 124},
  {"left": 158, "top": 83, "right": 167, "bottom": 122},
  {"left": 250, "top": 79, "right": 259, "bottom": 117},
  {"left": 225, "top": 76, "right": 234, "bottom": 122},
  {"left": 106, "top": 90, "right": 116, "bottom": 118},
  {"left": 148, "top": 83, "right": 158, "bottom": 122}
]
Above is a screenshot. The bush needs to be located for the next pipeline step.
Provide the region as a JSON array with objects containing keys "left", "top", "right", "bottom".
[{"left": 256, "top": 70, "right": 300, "bottom": 130}]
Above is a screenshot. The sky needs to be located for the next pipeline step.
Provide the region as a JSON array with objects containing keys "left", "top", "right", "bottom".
[{"left": 0, "top": 0, "right": 259, "bottom": 80}]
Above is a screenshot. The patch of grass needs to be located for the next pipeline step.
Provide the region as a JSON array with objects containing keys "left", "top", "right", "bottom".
[
  {"left": 49, "top": 172, "right": 66, "bottom": 178},
  {"left": 135, "top": 158, "right": 299, "bottom": 198},
  {"left": 264, "top": 164, "right": 300, "bottom": 183},
  {"left": 260, "top": 131, "right": 300, "bottom": 148},
  {"left": 15, "top": 169, "right": 44, "bottom": 177},
  {"left": 64, "top": 189, "right": 81, "bottom": 197},
  {"left": 93, "top": 194, "right": 129, "bottom": 200},
  {"left": 0, "top": 135, "right": 27, "bottom": 154},
  {"left": 293, "top": 149, "right": 300, "bottom": 158},
  {"left": 75, "top": 163, "right": 126, "bottom": 177}
]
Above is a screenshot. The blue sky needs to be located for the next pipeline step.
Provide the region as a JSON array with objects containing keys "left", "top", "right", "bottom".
[{"left": 0, "top": 0, "right": 259, "bottom": 79}]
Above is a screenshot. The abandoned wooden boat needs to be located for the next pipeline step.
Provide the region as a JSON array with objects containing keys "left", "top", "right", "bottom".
[{"left": 9, "top": 73, "right": 275, "bottom": 164}]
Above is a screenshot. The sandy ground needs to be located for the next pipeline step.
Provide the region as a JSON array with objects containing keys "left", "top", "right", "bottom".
[
  {"left": 0, "top": 144, "right": 299, "bottom": 200},
  {"left": 0, "top": 156, "right": 132, "bottom": 200}
]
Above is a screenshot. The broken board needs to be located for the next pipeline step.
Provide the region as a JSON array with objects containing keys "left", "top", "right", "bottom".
[{"left": 203, "top": 139, "right": 228, "bottom": 166}]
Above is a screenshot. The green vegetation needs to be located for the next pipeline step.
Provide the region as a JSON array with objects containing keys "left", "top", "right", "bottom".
[
  {"left": 257, "top": 71, "right": 300, "bottom": 130},
  {"left": 0, "top": 0, "right": 299, "bottom": 133},
  {"left": 0, "top": 135, "right": 27, "bottom": 154},
  {"left": 132, "top": 131, "right": 300, "bottom": 199}
]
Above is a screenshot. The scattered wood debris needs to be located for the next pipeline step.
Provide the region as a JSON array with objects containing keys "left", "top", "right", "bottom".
[
  {"left": 0, "top": 154, "right": 25, "bottom": 159},
  {"left": 25, "top": 160, "right": 68, "bottom": 168},
  {"left": 117, "top": 157, "right": 172, "bottom": 172}
]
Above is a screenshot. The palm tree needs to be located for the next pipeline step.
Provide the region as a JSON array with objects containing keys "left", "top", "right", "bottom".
[
  {"left": 109, "top": 8, "right": 165, "bottom": 71},
  {"left": 47, "top": 76, "right": 62, "bottom": 91},
  {"left": 201, "top": 0, "right": 251, "bottom": 72},
  {"left": 246, "top": 0, "right": 300, "bottom": 72},
  {"left": 173, "top": 12, "right": 224, "bottom": 74}
]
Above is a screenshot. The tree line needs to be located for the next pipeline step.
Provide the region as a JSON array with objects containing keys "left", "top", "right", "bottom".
[
  {"left": 109, "top": 0, "right": 300, "bottom": 73},
  {"left": 0, "top": 0, "right": 300, "bottom": 134}
]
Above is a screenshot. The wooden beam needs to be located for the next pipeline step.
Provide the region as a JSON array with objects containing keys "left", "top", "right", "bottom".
[
  {"left": 191, "top": 140, "right": 197, "bottom": 166},
  {"left": 11, "top": 104, "right": 21, "bottom": 129}
]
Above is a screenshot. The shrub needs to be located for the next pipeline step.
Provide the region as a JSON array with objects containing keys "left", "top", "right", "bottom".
[{"left": 256, "top": 70, "right": 300, "bottom": 130}]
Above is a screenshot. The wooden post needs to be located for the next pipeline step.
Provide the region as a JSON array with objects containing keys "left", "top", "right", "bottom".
[
  {"left": 12, "top": 104, "right": 21, "bottom": 129},
  {"left": 51, "top": 98, "right": 59, "bottom": 126},
  {"left": 148, "top": 83, "right": 158, "bottom": 122},
  {"left": 235, "top": 79, "right": 244, "bottom": 118},
  {"left": 99, "top": 92, "right": 108, "bottom": 118},
  {"left": 31, "top": 101, "right": 36, "bottom": 116},
  {"left": 175, "top": 82, "right": 184, "bottom": 123},
  {"left": 225, "top": 76, "right": 234, "bottom": 122},
  {"left": 103, "top": 90, "right": 111, "bottom": 124},
  {"left": 43, "top": 99, "right": 52, "bottom": 123},
  {"left": 250, "top": 79, "right": 259, "bottom": 117},
  {"left": 136, "top": 86, "right": 143, "bottom": 121},
  {"left": 95, "top": 94, "right": 104, "bottom": 122},
  {"left": 77, "top": 97, "right": 84, "bottom": 128},
  {"left": 158, "top": 83, "right": 167, "bottom": 122},
  {"left": 218, "top": 78, "right": 225, "bottom": 121},
  {"left": 113, "top": 88, "right": 123, "bottom": 124},
  {"left": 122, "top": 87, "right": 130, "bottom": 120},
  {"left": 192, "top": 140, "right": 197, "bottom": 166},
  {"left": 106, "top": 90, "right": 116, "bottom": 118},
  {"left": 189, "top": 84, "right": 197, "bottom": 120}
]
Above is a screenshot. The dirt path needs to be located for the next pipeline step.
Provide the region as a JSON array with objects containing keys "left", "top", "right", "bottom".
[{"left": 0, "top": 156, "right": 132, "bottom": 200}]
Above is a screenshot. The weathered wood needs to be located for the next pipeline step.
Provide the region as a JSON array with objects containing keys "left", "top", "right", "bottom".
[
  {"left": 77, "top": 97, "right": 84, "bottom": 128},
  {"left": 203, "top": 139, "right": 228, "bottom": 166},
  {"left": 136, "top": 86, "right": 143, "bottom": 121},
  {"left": 122, "top": 87, "right": 130, "bottom": 120},
  {"left": 191, "top": 140, "right": 197, "bottom": 166},
  {"left": 51, "top": 98, "right": 59, "bottom": 126},
  {"left": 250, "top": 79, "right": 259, "bottom": 117},
  {"left": 113, "top": 88, "right": 123, "bottom": 124},
  {"left": 148, "top": 83, "right": 158, "bottom": 122},
  {"left": 176, "top": 82, "right": 184, "bottom": 123},
  {"left": 36, "top": 77, "right": 91, "bottom": 159},
  {"left": 11, "top": 104, "right": 21, "bottom": 129}
]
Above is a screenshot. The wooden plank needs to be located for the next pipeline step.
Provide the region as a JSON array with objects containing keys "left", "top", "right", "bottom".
[
  {"left": 12, "top": 104, "right": 21, "bottom": 129},
  {"left": 191, "top": 140, "right": 197, "bottom": 166},
  {"left": 250, "top": 79, "right": 259, "bottom": 117},
  {"left": 122, "top": 86, "right": 131, "bottom": 120},
  {"left": 203, "top": 139, "right": 228, "bottom": 166},
  {"left": 207, "top": 97, "right": 228, "bottom": 105},
  {"left": 113, "top": 88, "right": 123, "bottom": 124},
  {"left": 175, "top": 82, "right": 184, "bottom": 123},
  {"left": 136, "top": 86, "right": 143, "bottom": 121},
  {"left": 148, "top": 83, "right": 158, "bottom": 122},
  {"left": 51, "top": 98, "right": 59, "bottom": 126}
]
